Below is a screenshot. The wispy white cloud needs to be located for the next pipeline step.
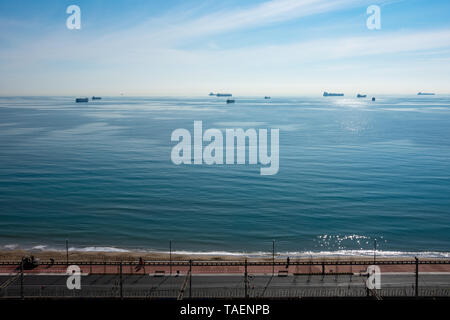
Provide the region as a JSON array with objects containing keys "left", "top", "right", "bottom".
[
  {"left": 155, "top": 0, "right": 368, "bottom": 41},
  {"left": 1, "top": 0, "right": 370, "bottom": 67},
  {"left": 207, "top": 28, "right": 450, "bottom": 63}
]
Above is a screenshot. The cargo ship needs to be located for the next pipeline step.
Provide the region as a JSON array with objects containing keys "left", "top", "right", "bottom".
[
  {"left": 75, "top": 98, "right": 89, "bottom": 103},
  {"left": 323, "top": 91, "right": 344, "bottom": 97},
  {"left": 417, "top": 92, "right": 435, "bottom": 95},
  {"left": 357, "top": 94, "right": 367, "bottom": 98},
  {"left": 216, "top": 93, "right": 232, "bottom": 97},
  {"left": 92, "top": 96, "right": 102, "bottom": 100},
  {"left": 226, "top": 99, "right": 235, "bottom": 104}
]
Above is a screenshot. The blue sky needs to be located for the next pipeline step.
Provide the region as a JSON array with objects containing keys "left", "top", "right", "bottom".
[{"left": 0, "top": 0, "right": 449, "bottom": 95}]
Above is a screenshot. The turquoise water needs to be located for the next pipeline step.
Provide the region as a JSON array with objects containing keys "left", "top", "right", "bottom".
[{"left": 0, "top": 96, "right": 449, "bottom": 257}]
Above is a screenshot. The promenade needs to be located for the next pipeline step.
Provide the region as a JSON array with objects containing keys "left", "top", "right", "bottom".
[{"left": 1, "top": 259, "right": 449, "bottom": 299}]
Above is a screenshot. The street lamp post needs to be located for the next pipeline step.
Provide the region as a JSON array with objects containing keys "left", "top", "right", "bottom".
[
  {"left": 189, "top": 259, "right": 192, "bottom": 298},
  {"left": 373, "top": 239, "right": 377, "bottom": 264},
  {"left": 66, "top": 239, "right": 69, "bottom": 265}
]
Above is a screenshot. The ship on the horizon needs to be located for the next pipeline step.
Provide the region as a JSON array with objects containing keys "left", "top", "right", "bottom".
[
  {"left": 226, "top": 99, "right": 235, "bottom": 104},
  {"left": 209, "top": 92, "right": 215, "bottom": 96},
  {"left": 323, "top": 91, "right": 344, "bottom": 97},
  {"left": 357, "top": 94, "right": 367, "bottom": 98},
  {"left": 75, "top": 97, "right": 89, "bottom": 103},
  {"left": 216, "top": 93, "right": 232, "bottom": 97},
  {"left": 417, "top": 92, "right": 435, "bottom": 95},
  {"left": 92, "top": 96, "right": 102, "bottom": 100}
]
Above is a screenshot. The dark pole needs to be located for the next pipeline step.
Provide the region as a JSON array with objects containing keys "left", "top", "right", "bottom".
[
  {"left": 119, "top": 261, "right": 123, "bottom": 299},
  {"left": 309, "top": 255, "right": 312, "bottom": 275},
  {"left": 189, "top": 259, "right": 192, "bottom": 298},
  {"left": 66, "top": 239, "right": 69, "bottom": 266},
  {"left": 244, "top": 259, "right": 248, "bottom": 298},
  {"left": 373, "top": 239, "right": 377, "bottom": 264},
  {"left": 272, "top": 240, "right": 275, "bottom": 276},
  {"left": 20, "top": 258, "right": 24, "bottom": 299},
  {"left": 169, "top": 240, "right": 172, "bottom": 276},
  {"left": 366, "top": 272, "right": 370, "bottom": 297},
  {"left": 335, "top": 257, "right": 338, "bottom": 279},
  {"left": 415, "top": 257, "right": 419, "bottom": 297}
]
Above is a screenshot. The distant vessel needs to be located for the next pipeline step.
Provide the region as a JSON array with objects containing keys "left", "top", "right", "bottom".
[
  {"left": 216, "top": 93, "right": 232, "bottom": 97},
  {"left": 92, "top": 96, "right": 102, "bottom": 100},
  {"left": 209, "top": 92, "right": 215, "bottom": 96},
  {"left": 372, "top": 97, "right": 376, "bottom": 101},
  {"left": 323, "top": 91, "right": 344, "bottom": 97},
  {"left": 264, "top": 96, "right": 271, "bottom": 99},
  {"left": 357, "top": 94, "right": 367, "bottom": 98},
  {"left": 417, "top": 92, "right": 435, "bottom": 95},
  {"left": 75, "top": 98, "right": 88, "bottom": 103},
  {"left": 226, "top": 99, "right": 235, "bottom": 104}
]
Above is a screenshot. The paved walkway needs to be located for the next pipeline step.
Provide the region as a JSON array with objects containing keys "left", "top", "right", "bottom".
[{"left": 1, "top": 261, "right": 449, "bottom": 275}]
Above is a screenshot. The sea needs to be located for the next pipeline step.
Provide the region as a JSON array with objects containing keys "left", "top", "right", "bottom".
[{"left": 0, "top": 95, "right": 449, "bottom": 258}]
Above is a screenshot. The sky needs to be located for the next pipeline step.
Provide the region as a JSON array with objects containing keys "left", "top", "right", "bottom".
[{"left": 0, "top": 0, "right": 450, "bottom": 96}]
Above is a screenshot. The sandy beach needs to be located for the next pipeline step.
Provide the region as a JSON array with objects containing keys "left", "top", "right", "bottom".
[
  {"left": 0, "top": 249, "right": 446, "bottom": 263},
  {"left": 0, "top": 249, "right": 249, "bottom": 262}
]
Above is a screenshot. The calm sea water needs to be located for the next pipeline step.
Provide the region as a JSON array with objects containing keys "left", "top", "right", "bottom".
[{"left": 0, "top": 96, "right": 449, "bottom": 257}]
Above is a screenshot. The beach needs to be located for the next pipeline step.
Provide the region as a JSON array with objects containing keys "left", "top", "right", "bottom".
[
  {"left": 1, "top": 249, "right": 447, "bottom": 263},
  {"left": 0, "top": 249, "right": 247, "bottom": 262}
]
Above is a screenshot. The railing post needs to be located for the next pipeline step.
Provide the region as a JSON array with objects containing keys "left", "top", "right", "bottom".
[
  {"left": 415, "top": 257, "right": 419, "bottom": 297},
  {"left": 119, "top": 261, "right": 123, "bottom": 299},
  {"left": 244, "top": 259, "right": 248, "bottom": 298},
  {"left": 189, "top": 260, "right": 192, "bottom": 298},
  {"left": 272, "top": 240, "right": 275, "bottom": 276},
  {"left": 366, "top": 272, "right": 370, "bottom": 297},
  {"left": 20, "top": 259, "right": 24, "bottom": 299},
  {"left": 169, "top": 240, "right": 172, "bottom": 276}
]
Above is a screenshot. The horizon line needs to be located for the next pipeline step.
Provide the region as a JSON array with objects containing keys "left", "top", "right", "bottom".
[{"left": 0, "top": 93, "right": 448, "bottom": 98}]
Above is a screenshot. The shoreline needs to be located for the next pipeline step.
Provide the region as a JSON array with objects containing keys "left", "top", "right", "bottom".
[{"left": 1, "top": 249, "right": 448, "bottom": 263}]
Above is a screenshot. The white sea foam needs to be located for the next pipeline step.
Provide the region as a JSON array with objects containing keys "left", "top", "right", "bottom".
[
  {"left": 31, "top": 245, "right": 48, "bottom": 250},
  {"left": 73, "top": 246, "right": 131, "bottom": 253},
  {"left": 2, "top": 244, "right": 19, "bottom": 250}
]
